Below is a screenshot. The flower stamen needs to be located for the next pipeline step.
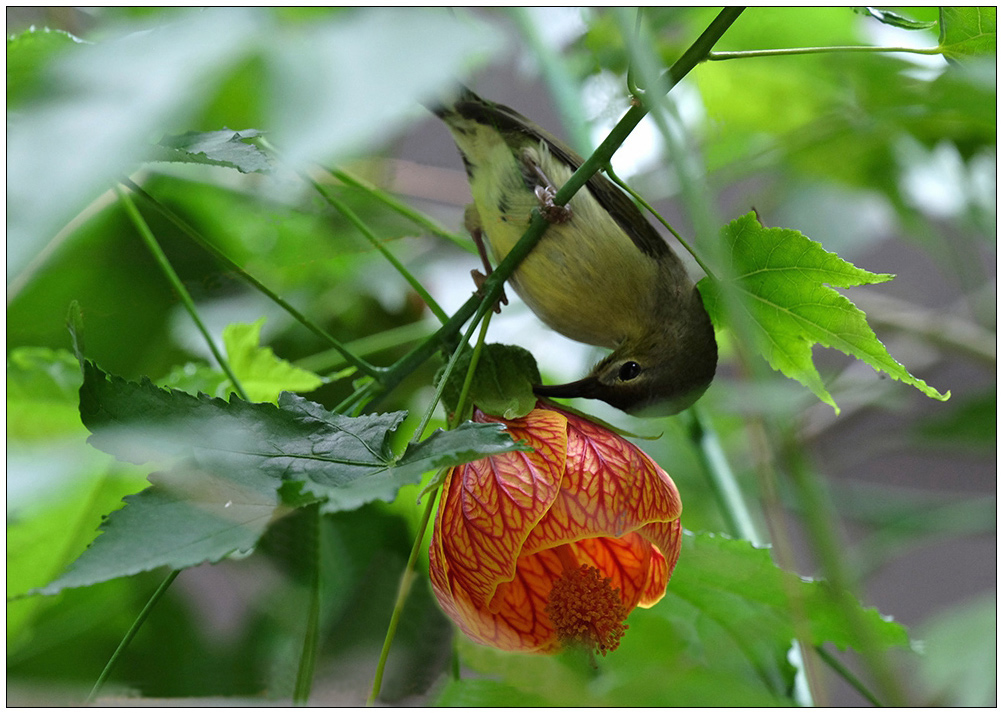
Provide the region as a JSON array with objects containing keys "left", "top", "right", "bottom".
[{"left": 545, "top": 560, "right": 629, "bottom": 657}]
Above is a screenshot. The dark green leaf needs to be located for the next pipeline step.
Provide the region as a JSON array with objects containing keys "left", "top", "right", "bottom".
[
  {"left": 853, "top": 7, "right": 936, "bottom": 31},
  {"left": 700, "top": 213, "right": 950, "bottom": 412},
  {"left": 913, "top": 388, "right": 996, "bottom": 450},
  {"left": 939, "top": 7, "right": 997, "bottom": 59},
  {"left": 151, "top": 129, "right": 272, "bottom": 174},
  {"left": 31, "top": 360, "right": 524, "bottom": 593}
]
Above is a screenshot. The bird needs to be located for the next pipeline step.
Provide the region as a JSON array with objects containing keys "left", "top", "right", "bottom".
[{"left": 432, "top": 87, "right": 717, "bottom": 416}]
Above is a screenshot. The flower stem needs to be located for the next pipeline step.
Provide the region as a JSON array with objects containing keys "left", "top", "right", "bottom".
[
  {"left": 86, "top": 569, "right": 180, "bottom": 704},
  {"left": 115, "top": 185, "right": 249, "bottom": 401},
  {"left": 366, "top": 489, "right": 439, "bottom": 706},
  {"left": 293, "top": 504, "right": 322, "bottom": 705}
]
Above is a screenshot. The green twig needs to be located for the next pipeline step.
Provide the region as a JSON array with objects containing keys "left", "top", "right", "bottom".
[
  {"left": 86, "top": 569, "right": 181, "bottom": 704},
  {"left": 814, "top": 644, "right": 884, "bottom": 706},
  {"left": 121, "top": 178, "right": 381, "bottom": 380},
  {"left": 708, "top": 45, "right": 943, "bottom": 61},
  {"left": 327, "top": 167, "right": 471, "bottom": 251},
  {"left": 307, "top": 174, "right": 450, "bottom": 325},
  {"left": 115, "top": 185, "right": 249, "bottom": 401},
  {"left": 367, "top": 488, "right": 440, "bottom": 706},
  {"left": 293, "top": 504, "right": 322, "bottom": 705}
]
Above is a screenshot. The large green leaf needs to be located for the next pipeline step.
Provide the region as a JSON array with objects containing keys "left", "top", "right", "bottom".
[
  {"left": 32, "top": 360, "right": 522, "bottom": 594},
  {"left": 700, "top": 213, "right": 950, "bottom": 412},
  {"left": 939, "top": 7, "right": 997, "bottom": 60}
]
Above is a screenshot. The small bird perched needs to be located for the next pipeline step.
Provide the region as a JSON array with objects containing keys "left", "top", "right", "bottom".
[{"left": 433, "top": 88, "right": 717, "bottom": 416}]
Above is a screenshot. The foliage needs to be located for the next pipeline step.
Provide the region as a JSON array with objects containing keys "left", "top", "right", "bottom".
[{"left": 7, "top": 6, "right": 995, "bottom": 707}]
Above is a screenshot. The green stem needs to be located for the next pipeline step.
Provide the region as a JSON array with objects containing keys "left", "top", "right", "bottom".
[
  {"left": 115, "top": 185, "right": 249, "bottom": 401},
  {"left": 685, "top": 406, "right": 764, "bottom": 545},
  {"left": 121, "top": 178, "right": 381, "bottom": 380},
  {"left": 367, "top": 488, "right": 440, "bottom": 706},
  {"left": 328, "top": 167, "right": 472, "bottom": 251},
  {"left": 307, "top": 175, "right": 450, "bottom": 325},
  {"left": 293, "top": 504, "right": 322, "bottom": 705},
  {"left": 814, "top": 644, "right": 884, "bottom": 707},
  {"left": 86, "top": 569, "right": 181, "bottom": 703},
  {"left": 708, "top": 45, "right": 943, "bottom": 61}
]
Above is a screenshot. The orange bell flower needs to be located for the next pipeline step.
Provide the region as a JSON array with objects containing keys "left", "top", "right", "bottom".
[{"left": 428, "top": 403, "right": 682, "bottom": 655}]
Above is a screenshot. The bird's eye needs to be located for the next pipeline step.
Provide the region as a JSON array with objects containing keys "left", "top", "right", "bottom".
[{"left": 618, "top": 361, "right": 642, "bottom": 381}]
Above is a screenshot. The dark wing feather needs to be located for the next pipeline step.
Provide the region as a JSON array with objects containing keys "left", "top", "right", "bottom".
[{"left": 448, "top": 90, "right": 674, "bottom": 261}]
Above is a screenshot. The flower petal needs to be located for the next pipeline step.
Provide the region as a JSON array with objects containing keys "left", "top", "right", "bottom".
[
  {"left": 429, "top": 408, "right": 567, "bottom": 616},
  {"left": 521, "top": 405, "right": 682, "bottom": 557}
]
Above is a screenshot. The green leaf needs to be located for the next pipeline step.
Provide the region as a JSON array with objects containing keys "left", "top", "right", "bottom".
[
  {"left": 915, "top": 593, "right": 996, "bottom": 706},
  {"left": 150, "top": 129, "right": 272, "bottom": 173},
  {"left": 700, "top": 213, "right": 949, "bottom": 412},
  {"left": 440, "top": 343, "right": 542, "bottom": 420},
  {"left": 939, "top": 7, "right": 997, "bottom": 59},
  {"left": 852, "top": 7, "right": 936, "bottom": 31},
  {"left": 6, "top": 26, "right": 85, "bottom": 106},
  {"left": 31, "top": 360, "right": 523, "bottom": 594},
  {"left": 435, "top": 678, "right": 551, "bottom": 706},
  {"left": 222, "top": 318, "right": 323, "bottom": 402},
  {"left": 669, "top": 532, "right": 909, "bottom": 652}
]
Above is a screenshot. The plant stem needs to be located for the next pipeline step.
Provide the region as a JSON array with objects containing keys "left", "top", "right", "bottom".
[
  {"left": 327, "top": 167, "right": 471, "bottom": 250},
  {"left": 685, "top": 407, "right": 764, "bottom": 545},
  {"left": 86, "top": 569, "right": 180, "bottom": 703},
  {"left": 293, "top": 504, "right": 322, "bottom": 705},
  {"left": 708, "top": 45, "right": 943, "bottom": 61},
  {"left": 814, "top": 644, "right": 884, "bottom": 707},
  {"left": 121, "top": 178, "right": 382, "bottom": 380},
  {"left": 115, "top": 185, "right": 249, "bottom": 401},
  {"left": 366, "top": 489, "right": 439, "bottom": 706},
  {"left": 307, "top": 175, "right": 450, "bottom": 325}
]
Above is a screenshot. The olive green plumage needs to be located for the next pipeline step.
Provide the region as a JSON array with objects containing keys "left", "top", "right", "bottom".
[{"left": 434, "top": 88, "right": 717, "bottom": 415}]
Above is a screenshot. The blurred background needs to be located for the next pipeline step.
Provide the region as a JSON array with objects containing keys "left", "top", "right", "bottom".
[{"left": 7, "top": 7, "right": 995, "bottom": 706}]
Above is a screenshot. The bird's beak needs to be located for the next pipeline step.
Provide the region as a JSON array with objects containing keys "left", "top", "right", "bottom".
[{"left": 533, "top": 376, "right": 602, "bottom": 401}]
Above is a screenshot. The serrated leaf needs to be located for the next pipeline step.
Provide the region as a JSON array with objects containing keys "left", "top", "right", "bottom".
[
  {"left": 853, "top": 7, "right": 936, "bottom": 31},
  {"left": 150, "top": 128, "right": 272, "bottom": 173},
  {"left": 222, "top": 318, "right": 323, "bottom": 402},
  {"left": 700, "top": 213, "right": 949, "bottom": 412},
  {"left": 33, "top": 456, "right": 284, "bottom": 595},
  {"left": 939, "top": 7, "right": 997, "bottom": 59},
  {"left": 669, "top": 532, "right": 909, "bottom": 652},
  {"left": 33, "top": 360, "right": 524, "bottom": 594}
]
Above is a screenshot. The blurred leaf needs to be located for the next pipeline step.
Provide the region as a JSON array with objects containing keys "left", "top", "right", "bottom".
[
  {"left": 222, "top": 318, "right": 323, "bottom": 402},
  {"left": 913, "top": 388, "right": 996, "bottom": 450},
  {"left": 6, "top": 26, "right": 85, "bottom": 106},
  {"left": 939, "top": 7, "right": 997, "bottom": 59},
  {"left": 7, "top": 347, "right": 83, "bottom": 438},
  {"left": 151, "top": 129, "right": 272, "bottom": 173},
  {"left": 435, "top": 678, "right": 551, "bottom": 706},
  {"left": 852, "top": 7, "right": 936, "bottom": 31},
  {"left": 915, "top": 593, "right": 996, "bottom": 706},
  {"left": 700, "top": 213, "right": 950, "bottom": 412}
]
